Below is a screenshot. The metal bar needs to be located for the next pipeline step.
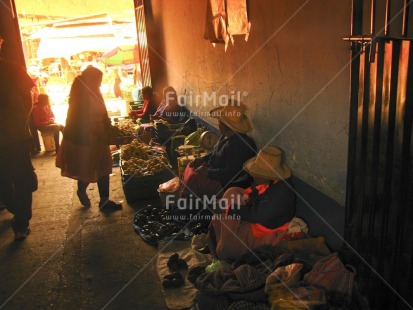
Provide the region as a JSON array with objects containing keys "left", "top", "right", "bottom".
[
  {"left": 370, "top": 40, "right": 385, "bottom": 276},
  {"left": 343, "top": 36, "right": 373, "bottom": 41},
  {"left": 343, "top": 35, "right": 413, "bottom": 41},
  {"left": 364, "top": 41, "right": 379, "bottom": 262},
  {"left": 351, "top": 0, "right": 363, "bottom": 36},
  {"left": 385, "top": 0, "right": 391, "bottom": 36},
  {"left": 376, "top": 40, "right": 392, "bottom": 275},
  {"left": 357, "top": 44, "right": 372, "bottom": 251},
  {"left": 382, "top": 39, "right": 400, "bottom": 298},
  {"left": 402, "top": 0, "right": 410, "bottom": 36},
  {"left": 344, "top": 40, "right": 362, "bottom": 241},
  {"left": 395, "top": 40, "right": 413, "bottom": 304},
  {"left": 371, "top": 0, "right": 376, "bottom": 35}
]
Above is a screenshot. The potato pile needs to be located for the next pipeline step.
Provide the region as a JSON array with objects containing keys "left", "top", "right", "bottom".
[
  {"left": 116, "top": 119, "right": 137, "bottom": 136},
  {"left": 120, "top": 139, "right": 169, "bottom": 176},
  {"left": 120, "top": 139, "right": 152, "bottom": 160},
  {"left": 108, "top": 119, "right": 137, "bottom": 137},
  {"left": 122, "top": 156, "right": 169, "bottom": 176}
]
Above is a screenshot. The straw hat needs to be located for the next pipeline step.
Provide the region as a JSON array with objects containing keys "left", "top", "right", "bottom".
[
  {"left": 209, "top": 100, "right": 252, "bottom": 134},
  {"left": 244, "top": 146, "right": 291, "bottom": 180}
]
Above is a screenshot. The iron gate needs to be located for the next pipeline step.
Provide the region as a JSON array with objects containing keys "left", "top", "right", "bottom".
[{"left": 344, "top": 1, "right": 413, "bottom": 309}]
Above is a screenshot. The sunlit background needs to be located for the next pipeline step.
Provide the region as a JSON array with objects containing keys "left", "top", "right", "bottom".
[{"left": 14, "top": 0, "right": 141, "bottom": 124}]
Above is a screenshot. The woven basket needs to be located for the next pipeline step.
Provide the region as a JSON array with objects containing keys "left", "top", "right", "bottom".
[{"left": 121, "top": 167, "right": 174, "bottom": 202}]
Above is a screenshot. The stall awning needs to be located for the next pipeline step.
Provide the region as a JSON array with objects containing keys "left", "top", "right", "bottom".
[
  {"left": 37, "top": 35, "right": 123, "bottom": 59},
  {"left": 34, "top": 17, "right": 124, "bottom": 59}
]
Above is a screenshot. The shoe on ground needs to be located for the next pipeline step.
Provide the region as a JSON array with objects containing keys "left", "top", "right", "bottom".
[
  {"left": 77, "top": 190, "right": 91, "bottom": 207},
  {"left": 14, "top": 227, "right": 31, "bottom": 241},
  {"left": 99, "top": 200, "right": 122, "bottom": 210}
]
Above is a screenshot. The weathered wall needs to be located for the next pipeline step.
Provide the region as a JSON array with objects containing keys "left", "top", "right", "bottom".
[{"left": 148, "top": 0, "right": 351, "bottom": 205}]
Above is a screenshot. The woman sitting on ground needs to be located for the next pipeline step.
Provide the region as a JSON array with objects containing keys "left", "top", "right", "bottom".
[
  {"left": 31, "top": 93, "right": 64, "bottom": 152},
  {"left": 180, "top": 100, "right": 257, "bottom": 202},
  {"left": 208, "top": 146, "right": 301, "bottom": 262}
]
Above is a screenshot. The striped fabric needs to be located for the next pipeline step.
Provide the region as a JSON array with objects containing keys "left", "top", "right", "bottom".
[{"left": 304, "top": 253, "right": 355, "bottom": 296}]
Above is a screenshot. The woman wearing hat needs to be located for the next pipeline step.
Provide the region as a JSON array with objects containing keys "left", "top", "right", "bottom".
[
  {"left": 208, "top": 146, "right": 299, "bottom": 261},
  {"left": 180, "top": 100, "right": 257, "bottom": 201}
]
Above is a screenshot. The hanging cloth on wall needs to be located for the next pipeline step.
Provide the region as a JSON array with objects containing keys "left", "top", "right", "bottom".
[
  {"left": 203, "top": 0, "right": 251, "bottom": 51},
  {"left": 203, "top": 0, "right": 229, "bottom": 49},
  {"left": 226, "top": 0, "right": 251, "bottom": 44}
]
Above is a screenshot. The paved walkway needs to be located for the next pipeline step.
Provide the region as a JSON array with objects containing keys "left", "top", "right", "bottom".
[{"left": 0, "top": 151, "right": 166, "bottom": 309}]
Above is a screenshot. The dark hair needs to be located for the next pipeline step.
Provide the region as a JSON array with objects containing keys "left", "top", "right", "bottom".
[
  {"left": 141, "top": 86, "right": 153, "bottom": 97},
  {"left": 37, "top": 93, "right": 50, "bottom": 106},
  {"left": 80, "top": 66, "right": 103, "bottom": 90},
  {"left": 81, "top": 66, "right": 103, "bottom": 79},
  {"left": 163, "top": 86, "right": 176, "bottom": 98}
]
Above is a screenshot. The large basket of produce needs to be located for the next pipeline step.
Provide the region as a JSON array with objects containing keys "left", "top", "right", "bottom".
[
  {"left": 120, "top": 140, "right": 173, "bottom": 202},
  {"left": 121, "top": 168, "right": 174, "bottom": 202},
  {"left": 107, "top": 119, "right": 138, "bottom": 145}
]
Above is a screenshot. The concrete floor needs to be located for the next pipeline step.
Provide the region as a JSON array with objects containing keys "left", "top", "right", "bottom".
[{"left": 0, "top": 151, "right": 167, "bottom": 309}]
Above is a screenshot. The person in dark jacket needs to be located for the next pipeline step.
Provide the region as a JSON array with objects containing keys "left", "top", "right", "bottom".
[
  {"left": 56, "top": 66, "right": 121, "bottom": 210},
  {"left": 0, "top": 36, "right": 38, "bottom": 240},
  {"left": 180, "top": 100, "right": 257, "bottom": 201}
]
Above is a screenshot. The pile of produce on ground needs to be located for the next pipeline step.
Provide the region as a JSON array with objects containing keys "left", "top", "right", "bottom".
[{"left": 133, "top": 205, "right": 209, "bottom": 246}]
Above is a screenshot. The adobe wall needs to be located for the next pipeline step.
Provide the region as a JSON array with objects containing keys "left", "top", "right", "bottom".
[{"left": 146, "top": 0, "right": 351, "bottom": 206}]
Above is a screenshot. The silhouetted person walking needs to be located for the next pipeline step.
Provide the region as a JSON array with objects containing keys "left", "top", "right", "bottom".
[{"left": 0, "top": 35, "right": 38, "bottom": 240}]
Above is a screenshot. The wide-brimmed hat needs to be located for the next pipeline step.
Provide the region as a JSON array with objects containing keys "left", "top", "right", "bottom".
[
  {"left": 244, "top": 146, "right": 291, "bottom": 180},
  {"left": 209, "top": 100, "right": 252, "bottom": 133}
]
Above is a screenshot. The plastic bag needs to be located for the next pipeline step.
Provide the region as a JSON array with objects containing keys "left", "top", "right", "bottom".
[
  {"left": 205, "top": 259, "right": 227, "bottom": 273},
  {"left": 158, "top": 177, "right": 180, "bottom": 192}
]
